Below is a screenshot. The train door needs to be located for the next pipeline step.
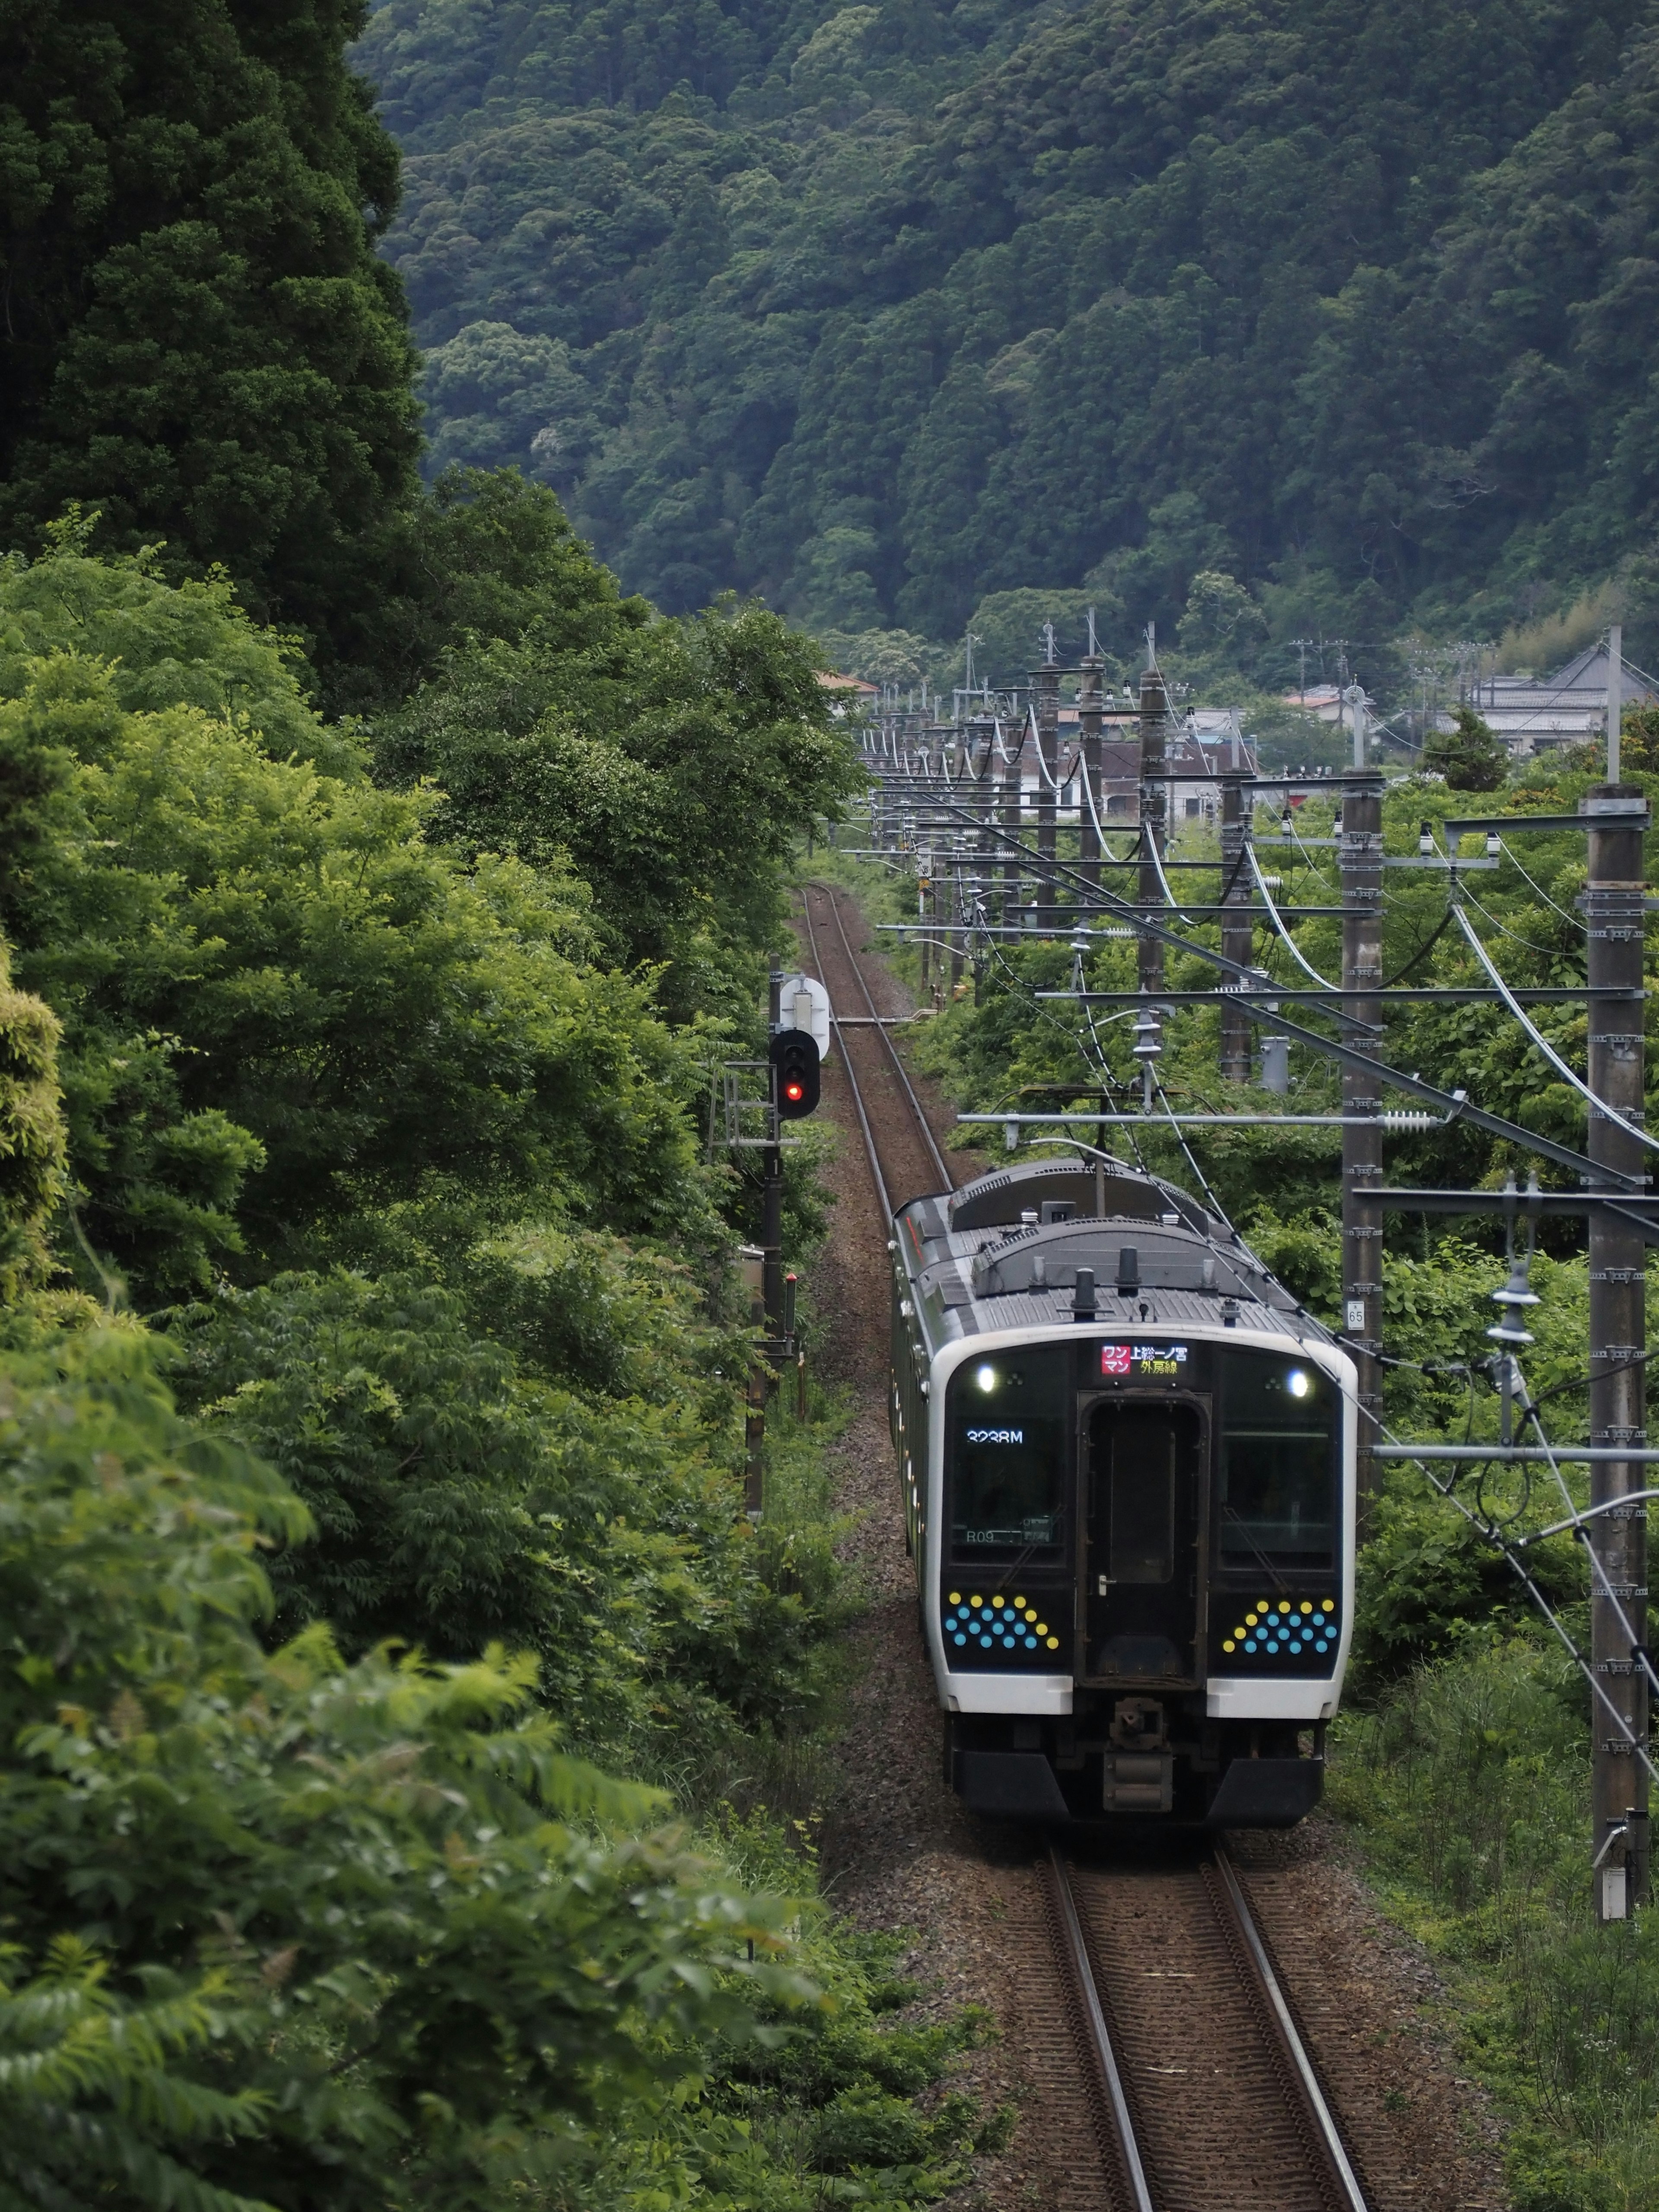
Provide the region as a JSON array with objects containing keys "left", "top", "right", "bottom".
[{"left": 1081, "top": 1400, "right": 1205, "bottom": 1683}]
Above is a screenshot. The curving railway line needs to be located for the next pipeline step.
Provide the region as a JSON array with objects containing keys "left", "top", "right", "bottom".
[
  {"left": 795, "top": 876, "right": 1377, "bottom": 2212},
  {"left": 797, "top": 879, "right": 954, "bottom": 1216}
]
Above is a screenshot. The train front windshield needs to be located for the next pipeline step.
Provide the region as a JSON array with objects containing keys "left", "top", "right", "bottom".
[
  {"left": 1217, "top": 1349, "right": 1336, "bottom": 1570},
  {"left": 947, "top": 1348, "right": 1068, "bottom": 1560}
]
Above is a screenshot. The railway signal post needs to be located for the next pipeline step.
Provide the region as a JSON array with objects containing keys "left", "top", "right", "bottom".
[{"left": 1585, "top": 782, "right": 1650, "bottom": 1918}]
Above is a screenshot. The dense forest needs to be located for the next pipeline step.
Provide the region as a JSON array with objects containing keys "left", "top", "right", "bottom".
[
  {"left": 0, "top": 3, "right": 1012, "bottom": 2201},
  {"left": 352, "top": 0, "right": 1659, "bottom": 687}
]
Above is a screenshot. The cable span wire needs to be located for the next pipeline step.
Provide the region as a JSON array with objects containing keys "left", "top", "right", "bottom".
[
  {"left": 1451, "top": 904, "right": 1659, "bottom": 1155},
  {"left": 1496, "top": 836, "right": 1582, "bottom": 928},
  {"left": 1149, "top": 1066, "right": 1236, "bottom": 1229},
  {"left": 1377, "top": 1405, "right": 1659, "bottom": 1788},
  {"left": 1246, "top": 844, "right": 1340, "bottom": 987},
  {"left": 1511, "top": 1366, "right": 1659, "bottom": 1705},
  {"left": 1460, "top": 882, "right": 1573, "bottom": 958}
]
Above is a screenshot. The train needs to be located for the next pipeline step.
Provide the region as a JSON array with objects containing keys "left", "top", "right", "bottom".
[{"left": 890, "top": 1152, "right": 1357, "bottom": 1827}]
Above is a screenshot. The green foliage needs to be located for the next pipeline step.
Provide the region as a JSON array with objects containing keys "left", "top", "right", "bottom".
[
  {"left": 361, "top": 0, "right": 1656, "bottom": 668},
  {"left": 373, "top": 593, "right": 865, "bottom": 977},
  {"left": 1423, "top": 705, "right": 1509, "bottom": 791},
  {"left": 0, "top": 0, "right": 422, "bottom": 675},
  {"left": 1332, "top": 1635, "right": 1659, "bottom": 2210},
  {"left": 165, "top": 1258, "right": 850, "bottom": 1787},
  {"left": 0, "top": 944, "right": 66, "bottom": 1299},
  {"left": 0, "top": 521, "right": 353, "bottom": 771},
  {"left": 0, "top": 646, "right": 714, "bottom": 1295},
  {"left": 0, "top": 1323, "right": 844, "bottom": 2212},
  {"left": 335, "top": 465, "right": 656, "bottom": 716}
]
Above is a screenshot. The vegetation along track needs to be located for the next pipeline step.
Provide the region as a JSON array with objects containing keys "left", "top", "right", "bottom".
[{"left": 797, "top": 882, "right": 954, "bottom": 1214}]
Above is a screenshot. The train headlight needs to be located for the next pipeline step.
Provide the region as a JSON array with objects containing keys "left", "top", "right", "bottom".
[
  {"left": 974, "top": 1363, "right": 998, "bottom": 1393},
  {"left": 1286, "top": 1367, "right": 1312, "bottom": 1399}
]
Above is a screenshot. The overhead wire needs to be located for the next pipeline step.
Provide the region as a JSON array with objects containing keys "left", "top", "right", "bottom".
[
  {"left": 1375, "top": 1402, "right": 1659, "bottom": 1787},
  {"left": 1459, "top": 882, "right": 1576, "bottom": 959},
  {"left": 1246, "top": 844, "right": 1340, "bottom": 988},
  {"left": 1496, "top": 836, "right": 1583, "bottom": 929},
  {"left": 1452, "top": 902, "right": 1659, "bottom": 1154},
  {"left": 873, "top": 725, "right": 1659, "bottom": 1753}
]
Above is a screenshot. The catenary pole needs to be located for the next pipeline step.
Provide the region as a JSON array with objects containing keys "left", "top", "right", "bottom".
[
  {"left": 1220, "top": 769, "right": 1252, "bottom": 1081},
  {"left": 1079, "top": 622, "right": 1105, "bottom": 898},
  {"left": 1340, "top": 765, "right": 1384, "bottom": 1507},
  {"left": 1138, "top": 632, "right": 1169, "bottom": 1054},
  {"left": 1585, "top": 778, "right": 1649, "bottom": 1918},
  {"left": 1035, "top": 632, "right": 1060, "bottom": 919}
]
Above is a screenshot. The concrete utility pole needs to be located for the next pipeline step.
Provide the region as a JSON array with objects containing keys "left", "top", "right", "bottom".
[
  {"left": 1000, "top": 705, "right": 1021, "bottom": 921},
  {"left": 1340, "top": 770, "right": 1384, "bottom": 1506},
  {"left": 1138, "top": 629, "right": 1169, "bottom": 1041},
  {"left": 918, "top": 851, "right": 931, "bottom": 991},
  {"left": 949, "top": 838, "right": 965, "bottom": 994},
  {"left": 1078, "top": 611, "right": 1105, "bottom": 898},
  {"left": 1035, "top": 634, "right": 1060, "bottom": 917},
  {"left": 1219, "top": 772, "right": 1252, "bottom": 1080},
  {"left": 1608, "top": 623, "right": 1623, "bottom": 783},
  {"left": 1584, "top": 773, "right": 1649, "bottom": 1921}
]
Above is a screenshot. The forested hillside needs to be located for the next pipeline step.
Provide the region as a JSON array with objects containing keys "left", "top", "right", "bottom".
[{"left": 359, "top": 0, "right": 1659, "bottom": 679}]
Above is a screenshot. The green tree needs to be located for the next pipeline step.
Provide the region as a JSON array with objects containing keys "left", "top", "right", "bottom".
[
  {"left": 373, "top": 597, "right": 865, "bottom": 977},
  {"left": 0, "top": 1323, "right": 814, "bottom": 2212},
  {"left": 0, "top": 647, "right": 713, "bottom": 1296},
  {"left": 0, "top": 942, "right": 66, "bottom": 1299},
  {"left": 1422, "top": 704, "right": 1509, "bottom": 790},
  {"left": 0, "top": 0, "right": 422, "bottom": 670},
  {"left": 0, "top": 516, "right": 356, "bottom": 771}
]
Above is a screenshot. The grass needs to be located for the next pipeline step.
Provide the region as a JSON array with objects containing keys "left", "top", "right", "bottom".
[{"left": 1331, "top": 1630, "right": 1659, "bottom": 2210}]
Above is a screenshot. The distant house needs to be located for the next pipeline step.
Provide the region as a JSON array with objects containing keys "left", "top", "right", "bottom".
[
  {"left": 1438, "top": 644, "right": 1656, "bottom": 755},
  {"left": 817, "top": 671, "right": 880, "bottom": 716},
  {"left": 1279, "top": 682, "right": 1376, "bottom": 727},
  {"left": 1008, "top": 705, "right": 1256, "bottom": 822}
]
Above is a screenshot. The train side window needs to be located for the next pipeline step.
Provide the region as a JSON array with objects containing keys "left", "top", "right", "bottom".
[
  {"left": 946, "top": 1347, "right": 1068, "bottom": 1560},
  {"left": 1217, "top": 1349, "right": 1335, "bottom": 1570}
]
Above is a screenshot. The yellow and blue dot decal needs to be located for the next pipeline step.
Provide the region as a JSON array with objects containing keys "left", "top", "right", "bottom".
[
  {"left": 942, "top": 1590, "right": 1063, "bottom": 1656},
  {"left": 1219, "top": 1597, "right": 1338, "bottom": 1661}
]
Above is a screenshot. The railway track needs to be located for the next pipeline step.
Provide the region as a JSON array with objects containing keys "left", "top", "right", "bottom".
[
  {"left": 1042, "top": 1846, "right": 1373, "bottom": 2211},
  {"left": 797, "top": 880, "right": 954, "bottom": 1214},
  {"left": 798, "top": 878, "right": 1374, "bottom": 2212}
]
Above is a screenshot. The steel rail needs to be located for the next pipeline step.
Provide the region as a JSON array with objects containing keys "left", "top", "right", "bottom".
[
  {"left": 797, "top": 887, "right": 894, "bottom": 1224},
  {"left": 1210, "top": 1850, "right": 1371, "bottom": 2212},
  {"left": 807, "top": 881, "right": 954, "bottom": 1190},
  {"left": 1046, "top": 1849, "right": 1155, "bottom": 2212}
]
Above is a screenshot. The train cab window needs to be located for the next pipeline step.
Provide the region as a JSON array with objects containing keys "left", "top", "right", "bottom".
[
  {"left": 946, "top": 1348, "right": 1069, "bottom": 1559},
  {"left": 1102, "top": 1406, "right": 1179, "bottom": 1583},
  {"left": 1217, "top": 1349, "right": 1336, "bottom": 1570}
]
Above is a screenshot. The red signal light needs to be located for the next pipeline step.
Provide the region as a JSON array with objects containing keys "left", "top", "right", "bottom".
[{"left": 769, "top": 1030, "right": 820, "bottom": 1120}]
